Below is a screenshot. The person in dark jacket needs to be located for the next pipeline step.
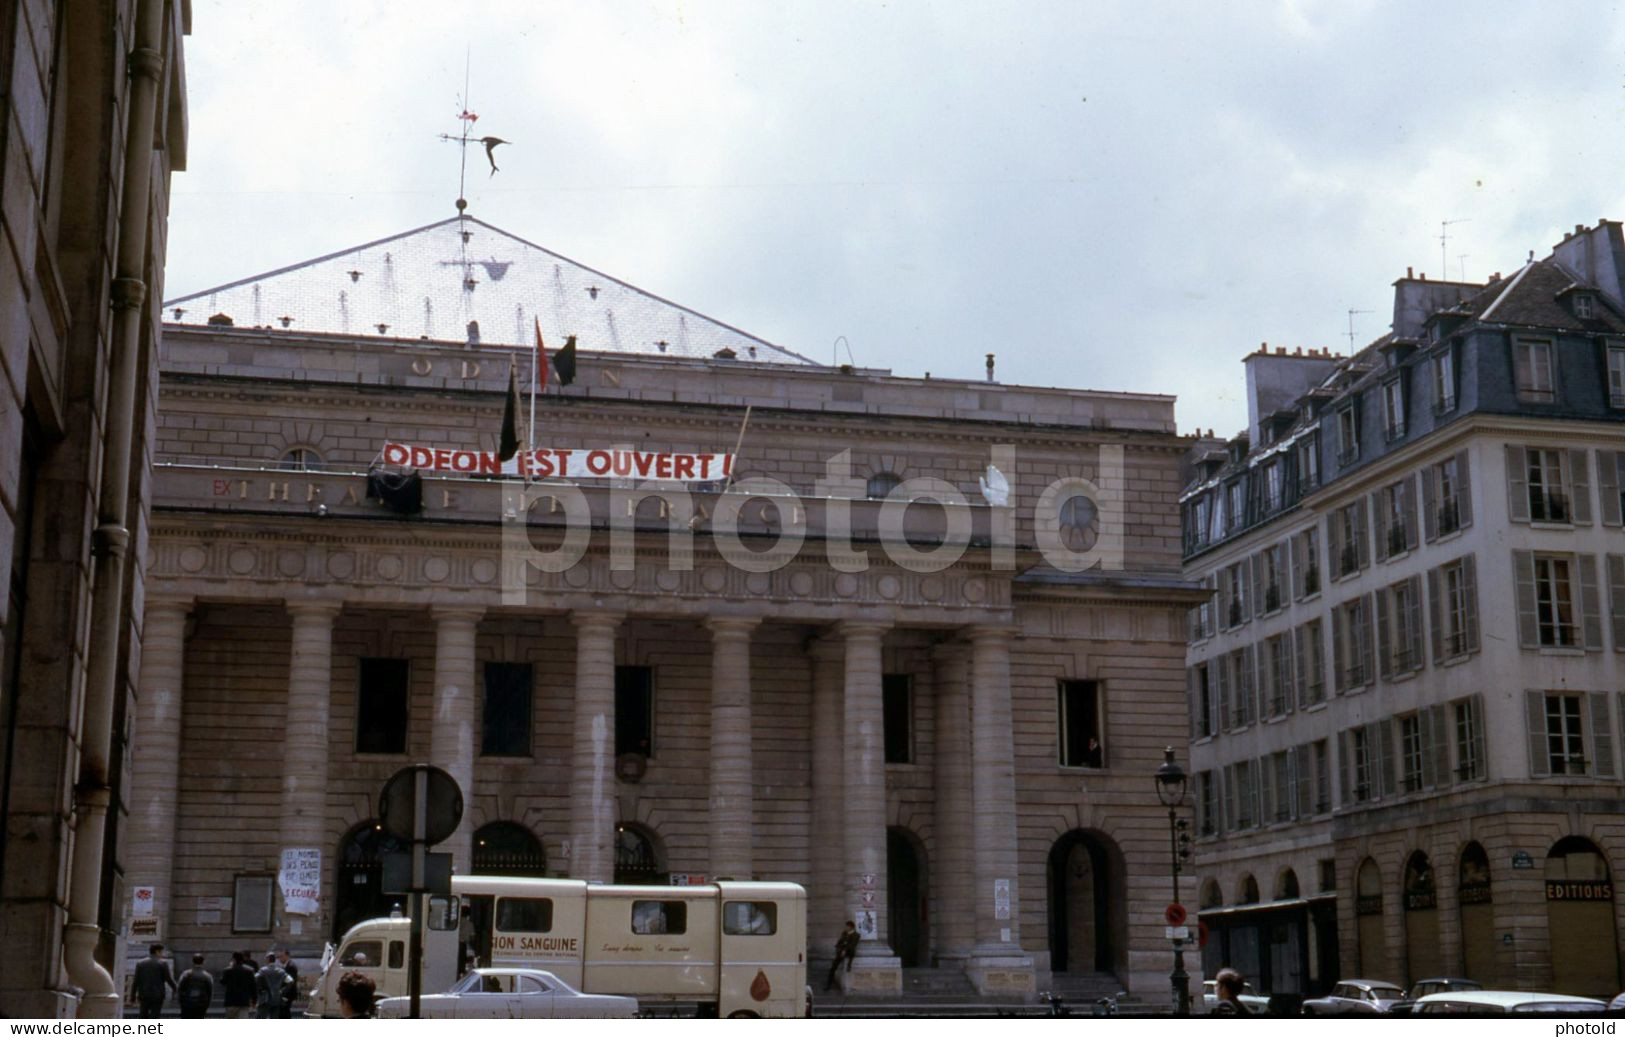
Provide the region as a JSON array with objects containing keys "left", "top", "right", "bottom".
[
  {"left": 176, "top": 953, "right": 214, "bottom": 1018},
  {"left": 131, "top": 944, "right": 176, "bottom": 1018},
  {"left": 276, "top": 949, "right": 300, "bottom": 1017},
  {"left": 337, "top": 971, "right": 377, "bottom": 1018},
  {"left": 220, "top": 951, "right": 257, "bottom": 1019},
  {"left": 1212, "top": 968, "right": 1253, "bottom": 1016},
  {"left": 824, "top": 921, "right": 861, "bottom": 991}
]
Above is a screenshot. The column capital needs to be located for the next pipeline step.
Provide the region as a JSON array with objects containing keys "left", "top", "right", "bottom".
[
  {"left": 963, "top": 624, "right": 1016, "bottom": 646},
  {"left": 836, "top": 620, "right": 891, "bottom": 641},
  {"left": 284, "top": 597, "right": 343, "bottom": 619},
  {"left": 145, "top": 593, "right": 195, "bottom": 615},
  {"left": 706, "top": 615, "right": 760, "bottom": 638},
  {"left": 430, "top": 604, "right": 486, "bottom": 624},
  {"left": 570, "top": 609, "right": 625, "bottom": 632}
]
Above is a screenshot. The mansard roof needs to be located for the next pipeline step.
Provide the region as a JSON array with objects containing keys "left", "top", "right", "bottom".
[{"left": 163, "top": 215, "right": 819, "bottom": 365}]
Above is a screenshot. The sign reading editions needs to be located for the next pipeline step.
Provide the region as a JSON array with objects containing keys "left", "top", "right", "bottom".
[{"left": 381, "top": 441, "right": 734, "bottom": 482}]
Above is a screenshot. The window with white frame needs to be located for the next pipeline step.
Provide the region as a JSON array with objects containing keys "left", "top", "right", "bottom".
[
  {"left": 1227, "top": 482, "right": 1245, "bottom": 533},
  {"left": 1233, "top": 760, "right": 1256, "bottom": 829},
  {"left": 1381, "top": 378, "right": 1405, "bottom": 440},
  {"left": 1545, "top": 694, "right": 1586, "bottom": 775},
  {"left": 1297, "top": 433, "right": 1320, "bottom": 490},
  {"left": 1380, "top": 576, "right": 1424, "bottom": 675},
  {"left": 1349, "top": 726, "right": 1373, "bottom": 803},
  {"left": 1271, "top": 751, "right": 1293, "bottom": 823},
  {"left": 1608, "top": 343, "right": 1625, "bottom": 409},
  {"left": 1334, "top": 596, "right": 1372, "bottom": 690},
  {"left": 1228, "top": 649, "right": 1254, "bottom": 728},
  {"left": 1453, "top": 696, "right": 1485, "bottom": 781},
  {"left": 1527, "top": 448, "right": 1571, "bottom": 522},
  {"left": 1292, "top": 526, "right": 1321, "bottom": 600},
  {"left": 1424, "top": 453, "right": 1470, "bottom": 538},
  {"left": 1337, "top": 404, "right": 1360, "bottom": 465},
  {"left": 1574, "top": 293, "right": 1595, "bottom": 320},
  {"left": 1190, "top": 496, "right": 1211, "bottom": 549},
  {"left": 1376, "top": 479, "right": 1413, "bottom": 559},
  {"left": 1435, "top": 556, "right": 1479, "bottom": 660},
  {"left": 1296, "top": 619, "right": 1325, "bottom": 707},
  {"left": 1514, "top": 337, "right": 1556, "bottom": 403},
  {"left": 1222, "top": 561, "right": 1248, "bottom": 628},
  {"left": 1260, "top": 544, "right": 1286, "bottom": 613},
  {"left": 1312, "top": 739, "right": 1331, "bottom": 813},
  {"left": 1332, "top": 501, "right": 1366, "bottom": 578},
  {"left": 1535, "top": 554, "right": 1579, "bottom": 647},
  {"left": 1433, "top": 348, "right": 1456, "bottom": 413},
  {"left": 1265, "top": 633, "right": 1292, "bottom": 717},
  {"left": 1197, "top": 771, "right": 1216, "bottom": 836},
  {"left": 1399, "top": 713, "right": 1425, "bottom": 793}
]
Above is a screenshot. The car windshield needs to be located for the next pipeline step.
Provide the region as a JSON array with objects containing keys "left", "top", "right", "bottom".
[
  {"left": 1369, "top": 987, "right": 1404, "bottom": 1000},
  {"left": 450, "top": 972, "right": 485, "bottom": 994}
]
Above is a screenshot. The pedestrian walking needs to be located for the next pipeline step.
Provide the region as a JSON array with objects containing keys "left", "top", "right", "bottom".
[
  {"left": 176, "top": 953, "right": 214, "bottom": 1018},
  {"left": 220, "top": 951, "right": 257, "bottom": 1019},
  {"left": 823, "top": 920, "right": 860, "bottom": 991},
  {"left": 1211, "top": 967, "right": 1253, "bottom": 1016},
  {"left": 253, "top": 954, "right": 290, "bottom": 1019},
  {"left": 276, "top": 948, "right": 300, "bottom": 1017},
  {"left": 131, "top": 943, "right": 176, "bottom": 1019}
]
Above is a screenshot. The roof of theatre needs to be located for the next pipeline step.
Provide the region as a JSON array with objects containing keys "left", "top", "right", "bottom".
[{"left": 163, "top": 215, "right": 820, "bottom": 366}]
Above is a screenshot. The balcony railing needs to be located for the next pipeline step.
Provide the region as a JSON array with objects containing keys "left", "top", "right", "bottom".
[
  {"left": 1387, "top": 524, "right": 1408, "bottom": 557},
  {"left": 1532, "top": 491, "right": 1571, "bottom": 523}
]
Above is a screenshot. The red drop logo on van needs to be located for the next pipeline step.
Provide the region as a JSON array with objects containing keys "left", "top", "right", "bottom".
[{"left": 750, "top": 970, "right": 771, "bottom": 1002}]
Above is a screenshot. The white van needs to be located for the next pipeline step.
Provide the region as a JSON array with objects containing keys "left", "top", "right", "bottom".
[{"left": 308, "top": 877, "right": 807, "bottom": 1018}]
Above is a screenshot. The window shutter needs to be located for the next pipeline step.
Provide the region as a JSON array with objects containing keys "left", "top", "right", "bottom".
[
  {"left": 1470, "top": 694, "right": 1487, "bottom": 781},
  {"left": 1289, "top": 533, "right": 1302, "bottom": 599},
  {"left": 1421, "top": 464, "right": 1439, "bottom": 542},
  {"left": 1507, "top": 445, "right": 1530, "bottom": 522},
  {"left": 1248, "top": 554, "right": 1261, "bottom": 621},
  {"left": 1223, "top": 766, "right": 1235, "bottom": 832},
  {"left": 1429, "top": 704, "right": 1451, "bottom": 789},
  {"left": 1372, "top": 491, "right": 1391, "bottom": 560},
  {"left": 1217, "top": 654, "right": 1232, "bottom": 732},
  {"left": 1570, "top": 449, "right": 1593, "bottom": 525},
  {"left": 1427, "top": 567, "right": 1444, "bottom": 664},
  {"left": 1327, "top": 513, "right": 1344, "bottom": 579},
  {"left": 1589, "top": 692, "right": 1616, "bottom": 779},
  {"left": 1527, "top": 690, "right": 1551, "bottom": 778},
  {"left": 1599, "top": 451, "right": 1623, "bottom": 527},
  {"left": 1402, "top": 479, "right": 1419, "bottom": 551},
  {"left": 1281, "top": 637, "right": 1296, "bottom": 716},
  {"left": 1294, "top": 746, "right": 1311, "bottom": 817},
  {"left": 1580, "top": 553, "right": 1604, "bottom": 652},
  {"left": 1252, "top": 759, "right": 1264, "bottom": 826},
  {"left": 1332, "top": 607, "right": 1347, "bottom": 694},
  {"left": 1218, "top": 568, "right": 1232, "bottom": 630},
  {"left": 1375, "top": 587, "right": 1393, "bottom": 680},
  {"left": 1340, "top": 731, "right": 1353, "bottom": 806},
  {"left": 1513, "top": 550, "right": 1539, "bottom": 647},
  {"left": 1405, "top": 575, "right": 1423, "bottom": 667},
  {"left": 1359, "top": 595, "right": 1376, "bottom": 685},
  {"left": 1462, "top": 555, "right": 1480, "bottom": 653},
  {"left": 1293, "top": 626, "right": 1308, "bottom": 709},
  {"left": 1187, "top": 668, "right": 1199, "bottom": 740},
  {"left": 1242, "top": 644, "right": 1257, "bottom": 725},
  {"left": 1378, "top": 720, "right": 1397, "bottom": 798},
  {"left": 1455, "top": 450, "right": 1473, "bottom": 528},
  {"left": 1354, "top": 500, "right": 1370, "bottom": 569},
  {"left": 1608, "top": 555, "right": 1625, "bottom": 652},
  {"left": 1418, "top": 710, "right": 1437, "bottom": 789}
]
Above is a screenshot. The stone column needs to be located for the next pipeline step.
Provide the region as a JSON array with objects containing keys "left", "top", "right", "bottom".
[
  {"left": 124, "top": 596, "right": 193, "bottom": 938},
  {"left": 966, "top": 626, "right": 1035, "bottom": 995},
  {"left": 569, "top": 611, "right": 622, "bottom": 883},
  {"left": 707, "top": 617, "right": 759, "bottom": 880},
  {"left": 430, "top": 607, "right": 484, "bottom": 873},
  {"left": 808, "top": 637, "right": 846, "bottom": 964},
  {"left": 840, "top": 621, "right": 901, "bottom": 991},
  {"left": 281, "top": 599, "right": 342, "bottom": 943},
  {"left": 931, "top": 640, "right": 975, "bottom": 969}
]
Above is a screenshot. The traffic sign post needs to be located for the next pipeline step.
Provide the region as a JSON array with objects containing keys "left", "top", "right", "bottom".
[{"left": 378, "top": 765, "right": 463, "bottom": 1020}]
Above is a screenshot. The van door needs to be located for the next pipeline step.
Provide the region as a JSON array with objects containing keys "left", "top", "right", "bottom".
[{"left": 718, "top": 895, "right": 801, "bottom": 1017}]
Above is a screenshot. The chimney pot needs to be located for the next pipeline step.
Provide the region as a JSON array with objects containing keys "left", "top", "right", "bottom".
[
  {"left": 1419, "top": 272, "right": 1426, "bottom": 280},
  {"left": 1407, "top": 266, "right": 1414, "bottom": 278},
  {"left": 985, "top": 352, "right": 995, "bottom": 382},
  {"left": 1276, "top": 346, "right": 1285, "bottom": 355},
  {"left": 1578, "top": 224, "right": 1586, "bottom": 235}
]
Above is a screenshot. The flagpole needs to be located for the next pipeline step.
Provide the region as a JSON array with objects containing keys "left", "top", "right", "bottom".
[
  {"left": 528, "top": 340, "right": 537, "bottom": 459},
  {"left": 722, "top": 405, "right": 752, "bottom": 494}
]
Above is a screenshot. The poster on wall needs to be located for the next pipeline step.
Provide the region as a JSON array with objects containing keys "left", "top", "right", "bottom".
[
  {"left": 279, "top": 848, "right": 322, "bottom": 916},
  {"left": 132, "top": 886, "right": 155, "bottom": 918}
]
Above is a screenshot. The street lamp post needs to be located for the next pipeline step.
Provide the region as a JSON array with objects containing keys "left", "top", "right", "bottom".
[{"left": 1155, "top": 746, "right": 1193, "bottom": 1017}]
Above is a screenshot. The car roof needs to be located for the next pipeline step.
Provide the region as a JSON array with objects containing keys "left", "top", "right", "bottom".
[
  {"left": 1339, "top": 979, "right": 1402, "bottom": 989},
  {"left": 1412, "top": 977, "right": 1478, "bottom": 985},
  {"left": 1415, "top": 991, "right": 1605, "bottom": 1007}
]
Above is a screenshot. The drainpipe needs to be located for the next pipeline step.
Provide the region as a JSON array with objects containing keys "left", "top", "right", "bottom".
[{"left": 64, "top": 0, "right": 166, "bottom": 1017}]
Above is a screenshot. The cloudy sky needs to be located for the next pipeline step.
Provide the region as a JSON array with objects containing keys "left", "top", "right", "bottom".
[{"left": 165, "top": 1, "right": 1625, "bottom": 437}]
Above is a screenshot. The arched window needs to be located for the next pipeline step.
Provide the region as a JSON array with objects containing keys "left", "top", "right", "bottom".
[
  {"left": 1058, "top": 493, "right": 1099, "bottom": 551},
  {"left": 614, "top": 823, "right": 667, "bottom": 885},
  {"left": 1238, "top": 873, "right": 1260, "bottom": 904},
  {"left": 334, "top": 821, "right": 409, "bottom": 939},
  {"left": 1275, "top": 867, "right": 1300, "bottom": 900},
  {"left": 1403, "top": 851, "right": 1436, "bottom": 910},
  {"left": 866, "top": 472, "right": 902, "bottom": 499},
  {"left": 279, "top": 446, "right": 322, "bottom": 471},
  {"left": 472, "top": 821, "right": 547, "bottom": 876},
  {"left": 1199, "top": 878, "right": 1223, "bottom": 909}
]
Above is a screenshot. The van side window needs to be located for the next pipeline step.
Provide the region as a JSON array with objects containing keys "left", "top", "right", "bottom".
[
  {"left": 723, "top": 901, "right": 777, "bottom": 935},
  {"left": 340, "top": 940, "right": 382, "bottom": 967},
  {"left": 388, "top": 941, "right": 404, "bottom": 969},
  {"left": 427, "top": 894, "right": 459, "bottom": 930},
  {"left": 496, "top": 897, "right": 553, "bottom": 932},
  {"left": 631, "top": 900, "right": 686, "bottom": 935}
]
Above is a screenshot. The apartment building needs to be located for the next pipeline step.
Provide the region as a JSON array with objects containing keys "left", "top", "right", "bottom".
[{"left": 1181, "top": 220, "right": 1625, "bottom": 1002}]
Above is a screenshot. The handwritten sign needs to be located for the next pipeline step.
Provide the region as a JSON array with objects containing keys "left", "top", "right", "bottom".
[
  {"left": 381, "top": 441, "right": 734, "bottom": 482},
  {"left": 132, "top": 886, "right": 155, "bottom": 918},
  {"left": 279, "top": 848, "right": 322, "bottom": 916}
]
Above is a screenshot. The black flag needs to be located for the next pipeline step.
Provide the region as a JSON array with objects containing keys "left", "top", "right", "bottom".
[
  {"left": 498, "top": 358, "right": 521, "bottom": 461},
  {"left": 556, "top": 335, "right": 578, "bottom": 386}
]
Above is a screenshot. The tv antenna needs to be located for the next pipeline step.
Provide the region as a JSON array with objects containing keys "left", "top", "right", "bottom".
[
  {"left": 1457, "top": 253, "right": 1469, "bottom": 281},
  {"left": 1346, "top": 309, "right": 1372, "bottom": 353},
  {"left": 1439, "top": 218, "right": 1470, "bottom": 279}
]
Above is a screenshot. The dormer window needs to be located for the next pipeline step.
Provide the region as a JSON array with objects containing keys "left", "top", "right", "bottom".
[{"left": 1573, "top": 293, "right": 1594, "bottom": 319}]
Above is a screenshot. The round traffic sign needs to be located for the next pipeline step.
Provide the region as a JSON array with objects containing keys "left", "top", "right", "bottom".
[
  {"left": 379, "top": 764, "right": 464, "bottom": 844},
  {"left": 1164, "top": 902, "right": 1187, "bottom": 927}
]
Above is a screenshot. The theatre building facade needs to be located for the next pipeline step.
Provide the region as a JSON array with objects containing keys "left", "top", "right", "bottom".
[{"left": 123, "top": 217, "right": 1202, "bottom": 1002}]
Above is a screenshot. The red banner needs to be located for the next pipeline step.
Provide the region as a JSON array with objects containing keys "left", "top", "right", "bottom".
[{"left": 380, "top": 441, "right": 734, "bottom": 482}]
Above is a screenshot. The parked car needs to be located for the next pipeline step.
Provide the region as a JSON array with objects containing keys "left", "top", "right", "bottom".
[
  {"left": 375, "top": 968, "right": 639, "bottom": 1019},
  {"left": 1389, "top": 977, "right": 1482, "bottom": 1015},
  {"left": 1301, "top": 979, "right": 1406, "bottom": 1015},
  {"left": 1413, "top": 990, "right": 1606, "bottom": 1015},
  {"left": 1201, "top": 978, "right": 1271, "bottom": 1013}
]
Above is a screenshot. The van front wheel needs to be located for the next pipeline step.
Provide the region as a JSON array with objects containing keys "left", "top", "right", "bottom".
[{"left": 728, "top": 1010, "right": 760, "bottom": 1019}]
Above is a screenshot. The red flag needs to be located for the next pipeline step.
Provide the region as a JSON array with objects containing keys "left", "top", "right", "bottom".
[
  {"left": 533, "top": 317, "right": 549, "bottom": 388},
  {"left": 459, "top": 109, "right": 479, "bottom": 123}
]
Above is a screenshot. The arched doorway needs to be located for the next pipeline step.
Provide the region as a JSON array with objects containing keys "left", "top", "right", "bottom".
[
  {"left": 1546, "top": 836, "right": 1620, "bottom": 996},
  {"left": 473, "top": 821, "right": 547, "bottom": 876},
  {"left": 334, "top": 821, "right": 408, "bottom": 940},
  {"left": 1355, "top": 858, "right": 1392, "bottom": 980},
  {"left": 614, "top": 822, "right": 667, "bottom": 885},
  {"left": 1046, "top": 830, "right": 1126, "bottom": 975},
  {"left": 1403, "top": 851, "right": 1442, "bottom": 984},
  {"left": 887, "top": 827, "right": 929, "bottom": 967},
  {"left": 1457, "top": 842, "right": 1494, "bottom": 984}
]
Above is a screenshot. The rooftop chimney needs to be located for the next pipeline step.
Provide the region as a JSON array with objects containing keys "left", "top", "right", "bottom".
[{"left": 986, "top": 353, "right": 996, "bottom": 382}]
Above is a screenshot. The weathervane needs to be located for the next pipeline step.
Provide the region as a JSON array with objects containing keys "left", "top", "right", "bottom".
[{"left": 437, "top": 50, "right": 510, "bottom": 217}]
